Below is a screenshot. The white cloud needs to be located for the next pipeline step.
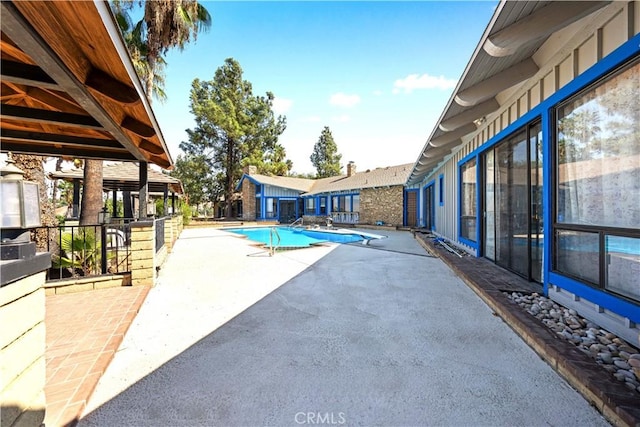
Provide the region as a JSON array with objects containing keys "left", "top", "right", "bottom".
[
  {"left": 329, "top": 92, "right": 361, "bottom": 108},
  {"left": 332, "top": 114, "right": 351, "bottom": 123},
  {"left": 272, "top": 97, "right": 293, "bottom": 114},
  {"left": 392, "top": 73, "right": 457, "bottom": 94}
]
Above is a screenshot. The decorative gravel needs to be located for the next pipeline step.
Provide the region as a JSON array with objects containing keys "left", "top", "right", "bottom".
[{"left": 506, "top": 292, "right": 640, "bottom": 394}]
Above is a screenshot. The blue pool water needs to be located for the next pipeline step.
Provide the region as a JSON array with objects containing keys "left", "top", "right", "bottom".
[{"left": 225, "top": 227, "right": 364, "bottom": 248}]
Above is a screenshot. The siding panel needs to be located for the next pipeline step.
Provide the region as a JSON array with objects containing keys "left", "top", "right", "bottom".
[
  {"left": 578, "top": 36, "right": 597, "bottom": 74},
  {"left": 602, "top": 10, "right": 627, "bottom": 57}
]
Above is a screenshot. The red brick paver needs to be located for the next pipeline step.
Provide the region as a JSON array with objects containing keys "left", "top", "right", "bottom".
[{"left": 44, "top": 286, "right": 150, "bottom": 427}]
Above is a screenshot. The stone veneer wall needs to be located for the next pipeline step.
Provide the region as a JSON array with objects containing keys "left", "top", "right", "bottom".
[
  {"left": 242, "top": 179, "right": 256, "bottom": 221},
  {"left": 1, "top": 271, "right": 47, "bottom": 427},
  {"left": 359, "top": 186, "right": 404, "bottom": 226}
]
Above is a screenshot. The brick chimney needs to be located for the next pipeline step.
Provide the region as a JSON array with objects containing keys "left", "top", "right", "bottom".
[
  {"left": 243, "top": 165, "right": 257, "bottom": 175},
  {"left": 347, "top": 161, "right": 356, "bottom": 177}
]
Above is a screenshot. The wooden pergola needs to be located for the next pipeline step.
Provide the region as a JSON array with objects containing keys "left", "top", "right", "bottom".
[
  {"left": 49, "top": 162, "right": 184, "bottom": 219},
  {"left": 1, "top": 0, "right": 174, "bottom": 218}
]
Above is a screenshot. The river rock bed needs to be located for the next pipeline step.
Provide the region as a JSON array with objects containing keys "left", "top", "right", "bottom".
[{"left": 505, "top": 291, "right": 640, "bottom": 394}]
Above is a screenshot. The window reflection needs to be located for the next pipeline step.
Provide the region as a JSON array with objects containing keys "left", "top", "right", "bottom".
[{"left": 605, "top": 235, "right": 640, "bottom": 300}]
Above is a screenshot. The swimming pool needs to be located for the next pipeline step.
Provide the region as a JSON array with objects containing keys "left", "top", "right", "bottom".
[{"left": 225, "top": 226, "right": 367, "bottom": 249}]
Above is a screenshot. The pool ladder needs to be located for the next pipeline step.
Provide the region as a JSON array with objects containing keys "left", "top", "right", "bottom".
[
  {"left": 269, "top": 227, "right": 281, "bottom": 256},
  {"left": 288, "top": 217, "right": 305, "bottom": 231}
]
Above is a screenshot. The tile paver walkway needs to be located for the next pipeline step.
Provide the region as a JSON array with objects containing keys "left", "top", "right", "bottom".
[{"left": 44, "top": 285, "right": 150, "bottom": 427}]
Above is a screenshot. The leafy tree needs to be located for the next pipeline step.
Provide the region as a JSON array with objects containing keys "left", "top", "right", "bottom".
[
  {"left": 310, "top": 126, "right": 342, "bottom": 178},
  {"left": 170, "top": 154, "right": 219, "bottom": 210},
  {"left": 76, "top": 1, "right": 213, "bottom": 226},
  {"left": 10, "top": 154, "right": 58, "bottom": 250},
  {"left": 180, "top": 58, "right": 288, "bottom": 217}
]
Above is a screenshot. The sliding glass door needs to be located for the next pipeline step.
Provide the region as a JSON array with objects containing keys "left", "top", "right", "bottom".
[
  {"left": 424, "top": 184, "right": 434, "bottom": 230},
  {"left": 483, "top": 121, "right": 542, "bottom": 282}
]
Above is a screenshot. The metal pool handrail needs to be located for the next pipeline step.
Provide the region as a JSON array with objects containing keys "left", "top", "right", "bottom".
[
  {"left": 269, "top": 227, "right": 281, "bottom": 256},
  {"left": 288, "top": 217, "right": 304, "bottom": 230}
]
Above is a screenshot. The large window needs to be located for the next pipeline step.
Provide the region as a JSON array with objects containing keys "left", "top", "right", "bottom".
[
  {"left": 460, "top": 158, "right": 477, "bottom": 242},
  {"left": 554, "top": 59, "right": 639, "bottom": 301},
  {"left": 319, "top": 197, "right": 327, "bottom": 215},
  {"left": 304, "top": 198, "right": 315, "bottom": 215},
  {"left": 265, "top": 198, "right": 277, "bottom": 219},
  {"left": 352, "top": 195, "right": 360, "bottom": 212}
]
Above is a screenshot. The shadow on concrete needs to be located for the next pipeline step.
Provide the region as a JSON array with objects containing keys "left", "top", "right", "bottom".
[{"left": 78, "top": 241, "right": 609, "bottom": 427}]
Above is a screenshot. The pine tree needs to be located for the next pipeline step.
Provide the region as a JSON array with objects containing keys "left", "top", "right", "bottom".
[{"left": 310, "top": 126, "right": 342, "bottom": 178}]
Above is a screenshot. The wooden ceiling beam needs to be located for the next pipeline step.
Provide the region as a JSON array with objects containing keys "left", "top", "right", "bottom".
[
  {"left": 1, "top": 59, "right": 60, "bottom": 91},
  {"left": 1, "top": 129, "right": 123, "bottom": 149},
  {"left": 1, "top": 104, "right": 103, "bottom": 130},
  {"left": 85, "top": 67, "right": 140, "bottom": 105},
  {"left": 429, "top": 123, "right": 477, "bottom": 148},
  {"left": 0, "top": 1, "right": 147, "bottom": 162},
  {"left": 439, "top": 98, "right": 499, "bottom": 132},
  {"left": 3, "top": 141, "right": 137, "bottom": 162},
  {"left": 483, "top": 1, "right": 611, "bottom": 57},
  {"left": 23, "top": 87, "right": 87, "bottom": 115},
  {"left": 455, "top": 59, "right": 539, "bottom": 107}
]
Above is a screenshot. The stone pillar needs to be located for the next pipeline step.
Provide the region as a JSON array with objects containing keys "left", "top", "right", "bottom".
[
  {"left": 129, "top": 221, "right": 155, "bottom": 287},
  {"left": 164, "top": 216, "right": 175, "bottom": 252},
  {"left": 242, "top": 180, "right": 256, "bottom": 221},
  {"left": 138, "top": 162, "right": 148, "bottom": 219},
  {"left": 1, "top": 255, "right": 50, "bottom": 427}
]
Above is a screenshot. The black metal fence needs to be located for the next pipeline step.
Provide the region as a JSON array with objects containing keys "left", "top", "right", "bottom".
[
  {"left": 155, "top": 217, "right": 165, "bottom": 253},
  {"left": 36, "top": 222, "right": 131, "bottom": 281}
]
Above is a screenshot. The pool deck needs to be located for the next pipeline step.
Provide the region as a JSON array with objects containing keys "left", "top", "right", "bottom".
[{"left": 71, "top": 226, "right": 632, "bottom": 426}]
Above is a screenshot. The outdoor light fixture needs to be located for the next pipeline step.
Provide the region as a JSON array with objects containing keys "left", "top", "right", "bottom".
[
  {"left": 0, "top": 158, "right": 42, "bottom": 260},
  {"left": 98, "top": 205, "right": 111, "bottom": 225}
]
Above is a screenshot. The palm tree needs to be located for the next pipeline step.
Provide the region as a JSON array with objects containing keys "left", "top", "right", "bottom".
[
  {"left": 111, "top": 0, "right": 212, "bottom": 103},
  {"left": 78, "top": 0, "right": 212, "bottom": 225}
]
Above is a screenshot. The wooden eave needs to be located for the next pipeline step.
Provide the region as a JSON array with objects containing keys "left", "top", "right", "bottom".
[
  {"left": 0, "top": 0, "right": 173, "bottom": 169},
  {"left": 407, "top": 0, "right": 612, "bottom": 185}
]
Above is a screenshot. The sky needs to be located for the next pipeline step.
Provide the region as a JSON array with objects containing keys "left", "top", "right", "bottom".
[{"left": 152, "top": 1, "right": 498, "bottom": 175}]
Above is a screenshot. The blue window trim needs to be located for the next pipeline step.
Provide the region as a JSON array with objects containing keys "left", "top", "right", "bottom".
[
  {"left": 438, "top": 174, "right": 444, "bottom": 206},
  {"left": 457, "top": 154, "right": 479, "bottom": 250},
  {"left": 327, "top": 192, "right": 359, "bottom": 213},
  {"left": 451, "top": 34, "right": 640, "bottom": 310},
  {"left": 549, "top": 272, "right": 640, "bottom": 323},
  {"left": 403, "top": 188, "right": 419, "bottom": 227},
  {"left": 423, "top": 179, "right": 436, "bottom": 231}
]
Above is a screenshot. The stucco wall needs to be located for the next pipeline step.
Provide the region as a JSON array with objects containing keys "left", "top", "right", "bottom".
[{"left": 359, "top": 186, "right": 404, "bottom": 226}]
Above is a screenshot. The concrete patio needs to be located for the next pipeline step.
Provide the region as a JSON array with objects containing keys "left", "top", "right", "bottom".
[{"left": 74, "top": 227, "right": 608, "bottom": 426}]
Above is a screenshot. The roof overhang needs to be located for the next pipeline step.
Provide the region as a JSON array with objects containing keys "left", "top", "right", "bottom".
[
  {"left": 0, "top": 0, "right": 173, "bottom": 169},
  {"left": 407, "top": 0, "right": 611, "bottom": 185},
  {"left": 49, "top": 163, "right": 183, "bottom": 194}
]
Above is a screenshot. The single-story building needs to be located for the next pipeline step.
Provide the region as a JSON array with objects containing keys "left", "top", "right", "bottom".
[
  {"left": 237, "top": 162, "right": 414, "bottom": 226},
  {"left": 405, "top": 0, "right": 639, "bottom": 344}
]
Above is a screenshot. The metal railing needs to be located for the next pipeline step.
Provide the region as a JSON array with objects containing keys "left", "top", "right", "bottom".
[
  {"left": 331, "top": 212, "right": 359, "bottom": 224},
  {"left": 288, "top": 217, "right": 304, "bottom": 230},
  {"left": 269, "top": 227, "right": 280, "bottom": 256},
  {"left": 36, "top": 222, "right": 131, "bottom": 282}
]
